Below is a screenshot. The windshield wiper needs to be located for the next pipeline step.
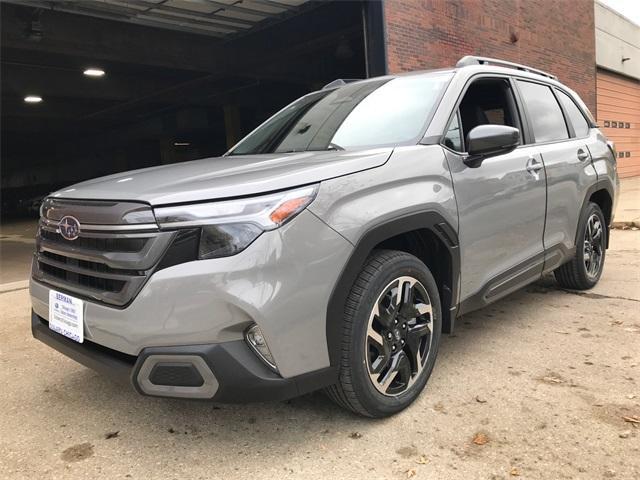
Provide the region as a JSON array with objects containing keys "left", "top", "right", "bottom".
[
  {"left": 326, "top": 143, "right": 344, "bottom": 151},
  {"left": 279, "top": 143, "right": 344, "bottom": 154}
]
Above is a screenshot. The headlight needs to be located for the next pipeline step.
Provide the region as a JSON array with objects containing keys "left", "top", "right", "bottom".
[
  {"left": 154, "top": 184, "right": 318, "bottom": 260},
  {"left": 198, "top": 223, "right": 262, "bottom": 259}
]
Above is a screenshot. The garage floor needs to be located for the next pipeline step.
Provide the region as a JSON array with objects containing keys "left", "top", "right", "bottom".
[
  {"left": 0, "top": 219, "right": 36, "bottom": 284},
  {"left": 1, "top": 229, "right": 638, "bottom": 479}
]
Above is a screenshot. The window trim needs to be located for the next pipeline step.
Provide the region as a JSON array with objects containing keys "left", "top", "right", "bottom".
[
  {"left": 509, "top": 76, "right": 534, "bottom": 146},
  {"left": 442, "top": 109, "right": 465, "bottom": 153},
  {"left": 437, "top": 71, "right": 595, "bottom": 153},
  {"left": 551, "top": 87, "right": 576, "bottom": 138},
  {"left": 553, "top": 87, "right": 592, "bottom": 140},
  {"left": 438, "top": 73, "right": 529, "bottom": 154}
]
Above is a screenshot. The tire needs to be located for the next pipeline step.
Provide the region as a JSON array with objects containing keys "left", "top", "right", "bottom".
[
  {"left": 554, "top": 202, "right": 607, "bottom": 290},
  {"left": 325, "top": 249, "right": 442, "bottom": 417}
]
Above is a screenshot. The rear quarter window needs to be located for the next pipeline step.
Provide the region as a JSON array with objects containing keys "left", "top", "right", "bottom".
[{"left": 556, "top": 89, "right": 590, "bottom": 137}]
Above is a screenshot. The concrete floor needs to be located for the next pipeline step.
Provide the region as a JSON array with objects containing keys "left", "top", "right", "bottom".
[
  {"left": 0, "top": 219, "right": 36, "bottom": 284},
  {"left": 0, "top": 229, "right": 638, "bottom": 479},
  {"left": 614, "top": 176, "right": 640, "bottom": 227}
]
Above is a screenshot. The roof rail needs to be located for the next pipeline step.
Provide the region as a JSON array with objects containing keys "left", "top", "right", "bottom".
[
  {"left": 456, "top": 56, "right": 558, "bottom": 80},
  {"left": 322, "top": 78, "right": 362, "bottom": 90}
]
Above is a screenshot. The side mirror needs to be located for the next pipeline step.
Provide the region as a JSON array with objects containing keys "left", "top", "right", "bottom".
[{"left": 464, "top": 125, "right": 520, "bottom": 168}]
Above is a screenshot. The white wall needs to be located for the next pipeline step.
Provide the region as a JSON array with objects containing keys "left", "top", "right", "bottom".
[{"left": 595, "top": 1, "right": 640, "bottom": 80}]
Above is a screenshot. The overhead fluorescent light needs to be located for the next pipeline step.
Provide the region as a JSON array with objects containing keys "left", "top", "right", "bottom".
[
  {"left": 83, "top": 68, "right": 105, "bottom": 77},
  {"left": 174, "top": 142, "right": 191, "bottom": 146},
  {"left": 24, "top": 95, "right": 42, "bottom": 103}
]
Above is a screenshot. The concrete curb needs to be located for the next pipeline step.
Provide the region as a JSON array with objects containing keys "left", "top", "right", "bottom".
[{"left": 0, "top": 280, "right": 29, "bottom": 294}]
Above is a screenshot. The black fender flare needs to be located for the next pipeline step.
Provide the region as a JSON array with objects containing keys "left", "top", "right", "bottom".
[
  {"left": 325, "top": 211, "right": 460, "bottom": 370},
  {"left": 577, "top": 179, "right": 615, "bottom": 249}
]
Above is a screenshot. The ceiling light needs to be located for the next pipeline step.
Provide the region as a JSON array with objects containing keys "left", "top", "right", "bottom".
[
  {"left": 174, "top": 142, "right": 191, "bottom": 146},
  {"left": 83, "top": 68, "right": 105, "bottom": 77},
  {"left": 24, "top": 95, "right": 42, "bottom": 103}
]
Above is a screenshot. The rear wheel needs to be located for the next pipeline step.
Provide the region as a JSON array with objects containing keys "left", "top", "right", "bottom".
[
  {"left": 325, "top": 250, "right": 441, "bottom": 417},
  {"left": 554, "top": 202, "right": 607, "bottom": 290}
]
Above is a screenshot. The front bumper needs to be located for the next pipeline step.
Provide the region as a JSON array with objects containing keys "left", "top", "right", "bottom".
[
  {"left": 30, "top": 210, "right": 353, "bottom": 379},
  {"left": 32, "top": 311, "right": 336, "bottom": 401}
]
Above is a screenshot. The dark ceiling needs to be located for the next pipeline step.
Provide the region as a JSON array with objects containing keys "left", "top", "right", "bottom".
[
  {"left": 1, "top": 1, "right": 367, "bottom": 205},
  {"left": 4, "top": 0, "right": 310, "bottom": 38}
]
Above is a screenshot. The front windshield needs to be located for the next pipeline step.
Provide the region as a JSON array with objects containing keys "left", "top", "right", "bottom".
[{"left": 228, "top": 73, "right": 452, "bottom": 155}]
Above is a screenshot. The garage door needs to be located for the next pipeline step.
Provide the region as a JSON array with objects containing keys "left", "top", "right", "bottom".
[{"left": 597, "top": 69, "right": 640, "bottom": 178}]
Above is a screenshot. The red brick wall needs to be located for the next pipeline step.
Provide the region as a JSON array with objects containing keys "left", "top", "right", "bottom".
[{"left": 384, "top": 0, "right": 596, "bottom": 113}]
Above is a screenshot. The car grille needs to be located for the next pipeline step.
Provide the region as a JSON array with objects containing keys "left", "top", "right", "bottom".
[
  {"left": 39, "top": 228, "right": 147, "bottom": 253},
  {"left": 39, "top": 251, "right": 131, "bottom": 293},
  {"left": 32, "top": 199, "right": 177, "bottom": 307}
]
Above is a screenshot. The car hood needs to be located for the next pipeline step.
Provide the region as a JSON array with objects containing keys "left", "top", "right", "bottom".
[{"left": 50, "top": 148, "right": 393, "bottom": 206}]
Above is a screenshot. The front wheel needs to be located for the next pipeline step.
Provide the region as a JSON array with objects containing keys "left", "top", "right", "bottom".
[
  {"left": 325, "top": 250, "right": 442, "bottom": 417},
  {"left": 554, "top": 202, "right": 607, "bottom": 290}
]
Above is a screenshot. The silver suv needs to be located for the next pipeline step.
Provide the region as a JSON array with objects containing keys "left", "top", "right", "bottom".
[{"left": 30, "top": 57, "right": 619, "bottom": 417}]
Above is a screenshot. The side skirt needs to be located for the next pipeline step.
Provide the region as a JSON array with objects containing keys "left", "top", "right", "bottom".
[{"left": 457, "top": 243, "right": 575, "bottom": 317}]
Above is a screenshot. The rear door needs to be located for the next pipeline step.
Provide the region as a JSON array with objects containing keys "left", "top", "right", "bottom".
[{"left": 515, "top": 80, "right": 598, "bottom": 271}]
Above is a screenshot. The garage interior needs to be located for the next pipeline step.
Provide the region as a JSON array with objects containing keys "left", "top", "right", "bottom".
[{"left": 1, "top": 0, "right": 385, "bottom": 217}]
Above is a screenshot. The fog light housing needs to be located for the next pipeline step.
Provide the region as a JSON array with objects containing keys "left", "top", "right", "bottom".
[{"left": 245, "top": 324, "right": 278, "bottom": 372}]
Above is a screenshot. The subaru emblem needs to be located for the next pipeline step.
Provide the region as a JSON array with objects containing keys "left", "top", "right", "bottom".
[{"left": 58, "top": 216, "right": 81, "bottom": 241}]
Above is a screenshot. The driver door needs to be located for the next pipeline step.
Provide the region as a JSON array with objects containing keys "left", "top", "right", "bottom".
[{"left": 443, "top": 77, "right": 547, "bottom": 311}]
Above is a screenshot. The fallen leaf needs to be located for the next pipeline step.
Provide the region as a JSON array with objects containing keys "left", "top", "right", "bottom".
[
  {"left": 542, "top": 376, "right": 563, "bottom": 384},
  {"left": 475, "top": 395, "right": 487, "bottom": 404},
  {"left": 510, "top": 467, "right": 521, "bottom": 476},
  {"left": 554, "top": 330, "right": 570, "bottom": 335},
  {"left": 472, "top": 432, "right": 489, "bottom": 445},
  {"left": 622, "top": 416, "right": 640, "bottom": 424},
  {"left": 104, "top": 431, "right": 119, "bottom": 440},
  {"left": 415, "top": 456, "right": 429, "bottom": 465},
  {"left": 405, "top": 468, "right": 416, "bottom": 478},
  {"left": 349, "top": 432, "right": 362, "bottom": 439},
  {"left": 619, "top": 430, "right": 631, "bottom": 438}
]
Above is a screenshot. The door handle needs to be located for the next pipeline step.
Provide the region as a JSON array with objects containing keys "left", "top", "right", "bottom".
[
  {"left": 577, "top": 149, "right": 590, "bottom": 161},
  {"left": 526, "top": 156, "right": 544, "bottom": 174}
]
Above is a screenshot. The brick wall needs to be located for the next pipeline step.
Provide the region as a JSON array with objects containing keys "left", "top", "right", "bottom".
[{"left": 384, "top": 0, "right": 596, "bottom": 113}]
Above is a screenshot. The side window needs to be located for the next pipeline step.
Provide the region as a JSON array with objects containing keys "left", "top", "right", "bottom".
[
  {"left": 443, "top": 113, "right": 463, "bottom": 152},
  {"left": 457, "top": 78, "right": 521, "bottom": 147},
  {"left": 516, "top": 81, "right": 568, "bottom": 143},
  {"left": 556, "top": 90, "right": 590, "bottom": 137}
]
